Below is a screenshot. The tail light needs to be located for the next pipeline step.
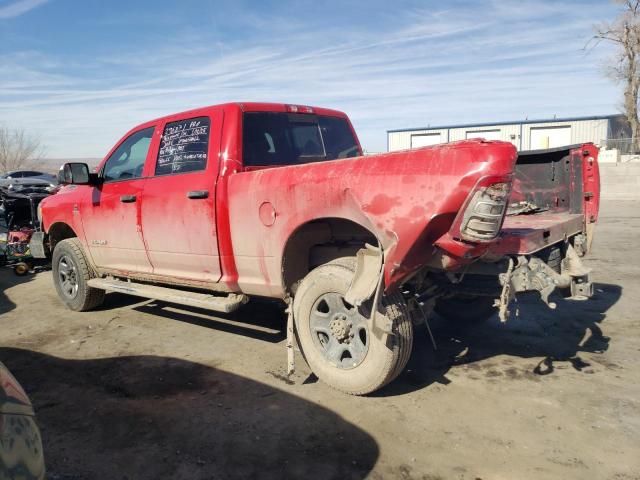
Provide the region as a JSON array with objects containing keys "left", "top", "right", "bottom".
[{"left": 457, "top": 178, "right": 512, "bottom": 242}]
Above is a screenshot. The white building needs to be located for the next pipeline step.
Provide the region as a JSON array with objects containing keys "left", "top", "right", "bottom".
[{"left": 387, "top": 114, "right": 630, "bottom": 152}]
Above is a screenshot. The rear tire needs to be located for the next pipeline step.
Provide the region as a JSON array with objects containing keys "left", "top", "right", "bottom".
[
  {"left": 52, "top": 238, "right": 105, "bottom": 311},
  {"left": 435, "top": 295, "right": 496, "bottom": 324},
  {"left": 293, "top": 257, "right": 413, "bottom": 395}
]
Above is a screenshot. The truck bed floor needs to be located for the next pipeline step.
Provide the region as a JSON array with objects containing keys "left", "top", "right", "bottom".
[{"left": 491, "top": 212, "right": 584, "bottom": 255}]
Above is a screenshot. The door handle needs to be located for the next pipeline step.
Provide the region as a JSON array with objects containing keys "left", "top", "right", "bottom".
[
  {"left": 120, "top": 195, "right": 137, "bottom": 203},
  {"left": 187, "top": 190, "right": 209, "bottom": 199}
]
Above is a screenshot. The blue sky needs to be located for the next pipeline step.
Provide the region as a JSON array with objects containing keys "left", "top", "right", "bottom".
[{"left": 0, "top": 0, "right": 622, "bottom": 158}]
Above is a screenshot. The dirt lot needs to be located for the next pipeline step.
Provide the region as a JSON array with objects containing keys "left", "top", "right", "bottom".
[{"left": 1, "top": 200, "right": 639, "bottom": 480}]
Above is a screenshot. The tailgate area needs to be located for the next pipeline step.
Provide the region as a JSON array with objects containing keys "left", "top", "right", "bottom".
[
  {"left": 491, "top": 212, "right": 584, "bottom": 255},
  {"left": 491, "top": 143, "right": 599, "bottom": 257},
  {"left": 468, "top": 144, "right": 599, "bottom": 320}
]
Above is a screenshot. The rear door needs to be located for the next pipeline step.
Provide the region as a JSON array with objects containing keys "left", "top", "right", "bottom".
[{"left": 140, "top": 111, "right": 222, "bottom": 283}]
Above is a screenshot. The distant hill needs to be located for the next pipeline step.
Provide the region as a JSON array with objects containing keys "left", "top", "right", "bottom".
[{"left": 28, "top": 158, "right": 102, "bottom": 174}]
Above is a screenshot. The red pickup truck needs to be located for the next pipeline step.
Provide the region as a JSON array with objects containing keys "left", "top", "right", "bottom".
[{"left": 32, "top": 102, "right": 600, "bottom": 395}]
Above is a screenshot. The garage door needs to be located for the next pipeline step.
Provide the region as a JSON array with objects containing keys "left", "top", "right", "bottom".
[
  {"left": 411, "top": 133, "right": 441, "bottom": 148},
  {"left": 530, "top": 126, "right": 571, "bottom": 149},
  {"left": 465, "top": 129, "right": 501, "bottom": 141}
]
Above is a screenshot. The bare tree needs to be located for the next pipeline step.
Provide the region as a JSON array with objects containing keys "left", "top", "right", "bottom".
[
  {"left": 594, "top": 0, "right": 640, "bottom": 152},
  {"left": 0, "top": 126, "right": 44, "bottom": 173}
]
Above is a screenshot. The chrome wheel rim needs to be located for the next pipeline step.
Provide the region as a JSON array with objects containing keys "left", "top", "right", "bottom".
[
  {"left": 58, "top": 254, "right": 79, "bottom": 299},
  {"left": 309, "top": 292, "right": 369, "bottom": 369}
]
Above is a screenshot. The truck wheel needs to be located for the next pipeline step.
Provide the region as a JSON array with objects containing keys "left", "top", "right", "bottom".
[
  {"left": 52, "top": 238, "right": 105, "bottom": 312},
  {"left": 293, "top": 258, "right": 413, "bottom": 395},
  {"left": 434, "top": 295, "right": 496, "bottom": 324}
]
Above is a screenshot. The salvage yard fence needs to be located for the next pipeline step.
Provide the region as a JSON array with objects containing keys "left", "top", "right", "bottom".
[{"left": 600, "top": 138, "right": 640, "bottom": 154}]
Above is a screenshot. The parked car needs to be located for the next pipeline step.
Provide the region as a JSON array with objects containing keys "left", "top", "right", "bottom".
[
  {"left": 32, "top": 102, "right": 600, "bottom": 395},
  {"left": 0, "top": 361, "right": 45, "bottom": 479},
  {"left": 0, "top": 170, "right": 57, "bottom": 195},
  {"left": 0, "top": 182, "right": 53, "bottom": 275},
  {"left": 0, "top": 171, "right": 56, "bottom": 183}
]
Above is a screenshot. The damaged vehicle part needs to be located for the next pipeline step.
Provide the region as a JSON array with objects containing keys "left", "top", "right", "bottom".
[
  {"left": 420, "top": 144, "right": 599, "bottom": 325},
  {"left": 0, "top": 184, "right": 52, "bottom": 275},
  {"left": 495, "top": 244, "right": 592, "bottom": 321}
]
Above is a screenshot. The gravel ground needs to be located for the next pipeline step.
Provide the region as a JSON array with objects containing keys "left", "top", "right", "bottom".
[{"left": 1, "top": 200, "right": 638, "bottom": 480}]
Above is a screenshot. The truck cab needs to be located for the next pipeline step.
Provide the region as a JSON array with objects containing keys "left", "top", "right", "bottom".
[{"left": 40, "top": 103, "right": 362, "bottom": 288}]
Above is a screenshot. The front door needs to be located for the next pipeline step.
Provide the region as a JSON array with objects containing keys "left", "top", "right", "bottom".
[
  {"left": 81, "top": 126, "right": 156, "bottom": 273},
  {"left": 140, "top": 113, "right": 222, "bottom": 283}
]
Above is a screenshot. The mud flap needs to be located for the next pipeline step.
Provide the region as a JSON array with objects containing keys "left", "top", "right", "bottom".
[
  {"left": 28, "top": 231, "right": 47, "bottom": 259},
  {"left": 345, "top": 244, "right": 383, "bottom": 307},
  {"left": 344, "top": 245, "right": 394, "bottom": 338}
]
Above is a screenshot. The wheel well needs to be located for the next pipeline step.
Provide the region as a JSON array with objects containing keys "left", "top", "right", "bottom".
[
  {"left": 282, "top": 218, "right": 378, "bottom": 294},
  {"left": 48, "top": 222, "right": 77, "bottom": 252}
]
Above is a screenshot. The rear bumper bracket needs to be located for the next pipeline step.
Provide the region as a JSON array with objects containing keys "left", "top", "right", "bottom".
[{"left": 496, "top": 244, "right": 593, "bottom": 321}]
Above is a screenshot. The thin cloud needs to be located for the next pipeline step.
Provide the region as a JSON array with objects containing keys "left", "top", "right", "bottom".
[
  {"left": 0, "top": 0, "right": 621, "bottom": 157},
  {"left": 0, "top": 0, "right": 49, "bottom": 19}
]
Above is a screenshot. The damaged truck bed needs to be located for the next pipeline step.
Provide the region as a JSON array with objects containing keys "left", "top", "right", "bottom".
[
  {"left": 32, "top": 102, "right": 599, "bottom": 395},
  {"left": 447, "top": 143, "right": 600, "bottom": 320}
]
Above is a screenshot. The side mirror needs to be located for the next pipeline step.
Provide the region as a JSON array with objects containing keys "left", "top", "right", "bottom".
[{"left": 58, "top": 163, "right": 92, "bottom": 185}]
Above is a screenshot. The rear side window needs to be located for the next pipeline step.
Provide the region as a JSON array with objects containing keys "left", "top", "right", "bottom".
[
  {"left": 156, "top": 117, "right": 210, "bottom": 175},
  {"left": 243, "top": 112, "right": 361, "bottom": 166}
]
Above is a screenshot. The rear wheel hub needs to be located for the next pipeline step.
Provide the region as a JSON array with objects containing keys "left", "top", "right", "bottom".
[{"left": 310, "top": 292, "right": 369, "bottom": 369}]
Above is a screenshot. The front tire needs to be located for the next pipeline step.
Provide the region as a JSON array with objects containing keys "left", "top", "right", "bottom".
[
  {"left": 293, "top": 258, "right": 413, "bottom": 395},
  {"left": 52, "top": 238, "right": 105, "bottom": 311}
]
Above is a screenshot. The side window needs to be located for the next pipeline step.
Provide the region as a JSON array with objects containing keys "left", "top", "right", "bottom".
[
  {"left": 103, "top": 127, "right": 154, "bottom": 182},
  {"left": 155, "top": 117, "right": 210, "bottom": 176}
]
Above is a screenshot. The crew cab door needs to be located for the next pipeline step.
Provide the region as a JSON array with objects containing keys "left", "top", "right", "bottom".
[
  {"left": 140, "top": 112, "right": 222, "bottom": 283},
  {"left": 81, "top": 126, "right": 156, "bottom": 273}
]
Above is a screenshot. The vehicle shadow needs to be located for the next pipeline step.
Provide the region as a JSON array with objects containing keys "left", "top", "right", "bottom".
[
  {"left": 134, "top": 297, "right": 287, "bottom": 343},
  {"left": 377, "top": 282, "right": 622, "bottom": 396},
  {"left": 0, "top": 348, "right": 379, "bottom": 480},
  {"left": 91, "top": 292, "right": 287, "bottom": 343},
  {"left": 70, "top": 282, "right": 621, "bottom": 398},
  {"left": 0, "top": 269, "right": 37, "bottom": 315}
]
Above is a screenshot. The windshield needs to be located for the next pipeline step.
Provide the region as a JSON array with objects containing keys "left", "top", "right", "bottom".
[{"left": 243, "top": 112, "right": 361, "bottom": 167}]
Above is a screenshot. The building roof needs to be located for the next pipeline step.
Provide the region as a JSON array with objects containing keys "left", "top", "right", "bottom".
[{"left": 387, "top": 114, "right": 624, "bottom": 134}]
